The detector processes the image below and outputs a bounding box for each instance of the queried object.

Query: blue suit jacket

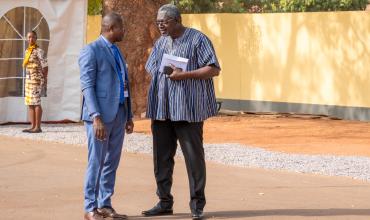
[79,36,133,123]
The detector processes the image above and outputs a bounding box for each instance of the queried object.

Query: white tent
[0,0,86,123]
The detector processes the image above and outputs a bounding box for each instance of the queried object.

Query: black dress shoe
[142,204,173,217]
[192,210,204,220]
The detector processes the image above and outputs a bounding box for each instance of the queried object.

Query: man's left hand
[168,64,188,80]
[125,120,134,134]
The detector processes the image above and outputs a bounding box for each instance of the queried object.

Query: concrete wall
[87,12,370,120]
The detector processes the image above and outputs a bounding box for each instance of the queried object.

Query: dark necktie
[111,44,125,104]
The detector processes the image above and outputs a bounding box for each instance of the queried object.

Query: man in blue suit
[79,12,134,220]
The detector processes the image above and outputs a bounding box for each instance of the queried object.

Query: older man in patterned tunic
[142,4,220,220]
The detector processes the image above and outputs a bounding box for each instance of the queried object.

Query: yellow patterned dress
[24,46,48,105]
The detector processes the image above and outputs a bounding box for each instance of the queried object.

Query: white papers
[159,53,189,72]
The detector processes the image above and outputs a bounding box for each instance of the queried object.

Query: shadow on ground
[128,209,370,219]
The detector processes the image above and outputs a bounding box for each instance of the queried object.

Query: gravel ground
[1,123,370,182]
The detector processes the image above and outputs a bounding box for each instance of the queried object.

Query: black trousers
[151,120,206,212]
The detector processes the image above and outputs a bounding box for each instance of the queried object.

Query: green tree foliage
[171,0,369,13]
[89,0,368,15]
[171,0,219,13]
[88,0,102,15]
[266,0,369,12]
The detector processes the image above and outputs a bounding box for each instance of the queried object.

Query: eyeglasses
[156,18,174,26]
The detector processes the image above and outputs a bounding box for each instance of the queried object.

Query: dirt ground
[134,114,370,157]
[2,115,370,219]
[1,136,370,220]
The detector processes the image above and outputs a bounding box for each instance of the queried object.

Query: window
[0,7,49,98]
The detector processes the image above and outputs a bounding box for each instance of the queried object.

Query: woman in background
[22,31,48,133]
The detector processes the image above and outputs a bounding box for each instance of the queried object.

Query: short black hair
[101,12,123,33]
[28,30,37,38]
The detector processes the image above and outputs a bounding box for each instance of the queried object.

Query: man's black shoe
[192,210,204,220]
[141,204,173,217]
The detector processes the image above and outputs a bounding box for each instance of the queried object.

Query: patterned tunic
[24,47,48,105]
[145,28,220,122]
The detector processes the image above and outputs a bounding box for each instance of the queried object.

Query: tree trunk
[103,0,167,117]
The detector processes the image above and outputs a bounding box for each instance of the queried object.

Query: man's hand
[168,64,188,81]
[93,116,107,141]
[125,120,134,134]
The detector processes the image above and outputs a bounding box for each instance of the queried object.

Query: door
[0,6,49,122]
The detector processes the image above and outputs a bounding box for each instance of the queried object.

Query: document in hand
[159,53,189,73]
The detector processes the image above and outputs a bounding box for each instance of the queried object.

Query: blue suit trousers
[84,104,127,212]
